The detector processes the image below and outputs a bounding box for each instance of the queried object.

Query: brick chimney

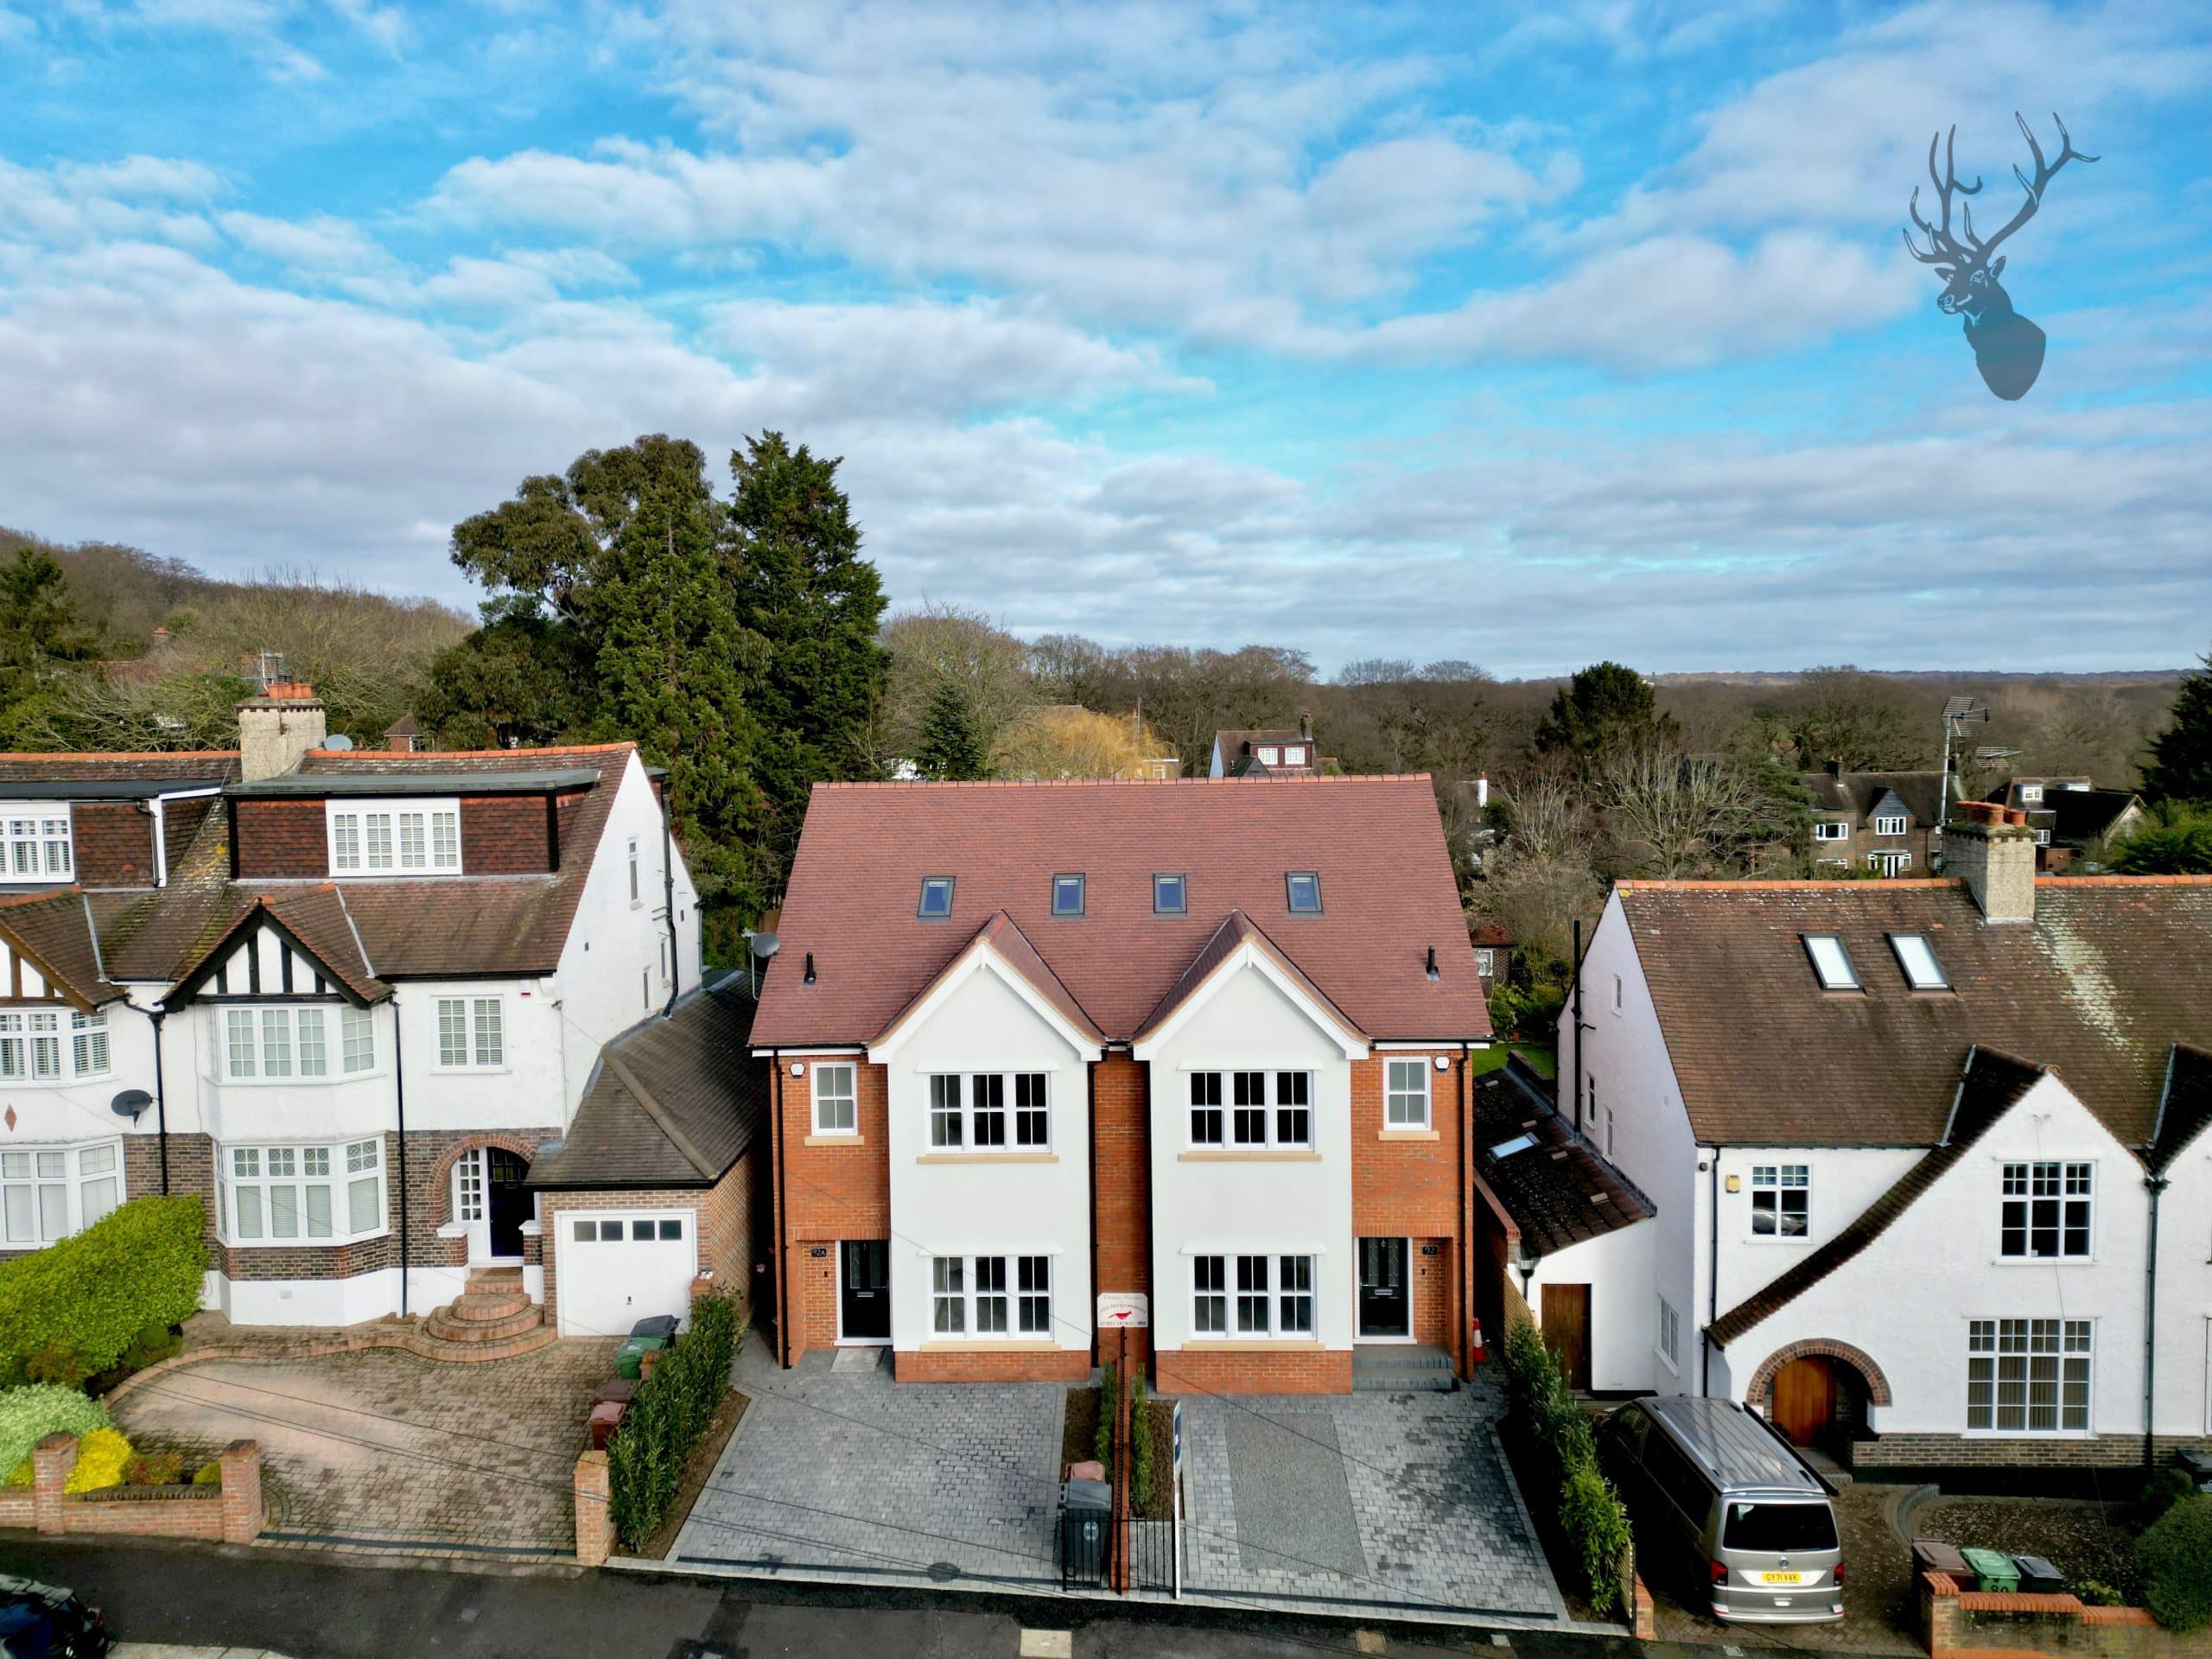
[1948,800,2037,923]
[1299,709,1313,741]
[237,681,327,782]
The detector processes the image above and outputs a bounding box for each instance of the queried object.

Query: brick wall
[1858,1433,2212,1471]
[232,798,327,878]
[895,1347,1093,1382]
[1091,1052,1149,1367]
[17,1434,262,1544]
[536,1151,759,1334]
[123,1133,217,1260]
[779,1058,889,1363]
[460,795,555,874]
[1922,1570,2195,1658]
[72,800,156,887]
[1156,1348,1353,1395]
[1351,1051,1467,1370]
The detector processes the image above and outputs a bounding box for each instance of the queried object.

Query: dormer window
[1256,746,1280,765]
[0,808,72,882]
[1283,746,1306,764]
[327,799,461,875]
[1872,814,1910,836]
[1153,873,1185,915]
[918,876,954,919]
[1285,872,1322,914]
[2018,784,2044,804]
[1812,820,1848,842]
[1890,932,1948,990]
[1802,934,1859,990]
[1051,874,1085,917]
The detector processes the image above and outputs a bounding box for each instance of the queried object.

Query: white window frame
[627,836,641,906]
[1867,850,1912,875]
[929,1253,1052,1338]
[1811,819,1849,842]
[219,1138,385,1245]
[1474,948,1495,976]
[1,1140,123,1245]
[434,996,505,1071]
[1803,933,1859,989]
[1282,745,1305,765]
[2035,828,2051,847]
[811,1061,858,1135]
[1999,1160,2094,1261]
[0,807,73,883]
[0,1008,111,1083]
[219,1003,375,1082]
[1256,746,1280,766]
[925,1071,1052,1152]
[1966,1318,2091,1434]
[1750,1164,1811,1239]
[1384,1058,1431,1128]
[326,798,461,876]
[1872,814,1910,836]
[2018,784,2044,804]
[1657,1296,1681,1371]
[1890,932,1949,990]
[1191,1252,1317,1338]
[453,1147,486,1223]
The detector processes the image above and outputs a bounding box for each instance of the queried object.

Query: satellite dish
[749,931,781,960]
[322,733,357,751]
[111,1089,153,1121]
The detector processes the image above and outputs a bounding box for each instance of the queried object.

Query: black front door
[1358,1237,1409,1337]
[841,1240,890,1340]
[487,1149,531,1257]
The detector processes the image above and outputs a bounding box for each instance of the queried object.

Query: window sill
[803,1134,865,1147]
[1377,1128,1439,1141]
[918,1338,1062,1353]
[1179,1149,1320,1162]
[916,1152,1058,1164]
[221,1229,391,1251]
[429,1066,513,1078]
[1180,1338,1325,1352]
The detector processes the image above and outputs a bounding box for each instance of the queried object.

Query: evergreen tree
[916,677,990,781]
[2141,646,2212,805]
[725,432,888,893]
[1532,661,1678,772]
[0,546,100,744]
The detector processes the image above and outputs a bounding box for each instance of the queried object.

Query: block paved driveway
[673,1334,1564,1622]
[112,1341,620,1556]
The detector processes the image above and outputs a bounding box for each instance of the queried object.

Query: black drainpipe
[1704,1147,1722,1397]
[392,994,410,1318]
[659,789,680,1017]
[1571,918,1586,1134]
[2143,1173,2169,1471]
[150,1007,170,1193]
[769,1050,789,1367]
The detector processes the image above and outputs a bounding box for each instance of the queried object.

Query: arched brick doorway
[1749,1340,1891,1449]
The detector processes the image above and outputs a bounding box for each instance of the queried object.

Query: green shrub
[2130,1466,2196,1529]
[2138,1493,2212,1631]
[0,1384,112,1477]
[191,1459,222,1487]
[0,1197,207,1382]
[1130,1374,1154,1510]
[1562,1459,1632,1618]
[125,1451,186,1487]
[1093,1364,1116,1468]
[118,1323,183,1373]
[2073,1580,2126,1607]
[23,1344,92,1387]
[66,1427,132,1493]
[606,1292,742,1550]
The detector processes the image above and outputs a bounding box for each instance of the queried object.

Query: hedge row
[607,1291,741,1550]
[0,1196,207,1384]
[1502,1316,1632,1618]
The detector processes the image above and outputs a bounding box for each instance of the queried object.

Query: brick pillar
[639,1348,662,1385]
[217,1440,264,1543]
[574,1450,613,1567]
[31,1433,77,1534]
[1922,1570,1960,1656]
[1090,1054,1152,1378]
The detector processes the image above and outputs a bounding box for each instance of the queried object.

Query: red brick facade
[1351,1049,1470,1373]
[1090,1052,1150,1371]
[1158,1347,1355,1395]
[535,1152,761,1335]
[896,1346,1093,1382]
[774,1057,890,1363]
[71,800,157,887]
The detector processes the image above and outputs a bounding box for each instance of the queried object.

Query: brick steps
[422,1268,549,1350]
[1351,1344,1458,1393]
[424,1304,545,1343]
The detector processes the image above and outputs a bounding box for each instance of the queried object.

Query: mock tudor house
[748,774,1496,1394]
[1559,802,2212,1470]
[0,683,762,1347]
[1801,763,1957,875]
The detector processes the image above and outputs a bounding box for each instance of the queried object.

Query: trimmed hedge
[607,1292,742,1550]
[2138,1493,2212,1632]
[0,1196,207,1384]
[0,1385,112,1481]
[1502,1316,1632,1618]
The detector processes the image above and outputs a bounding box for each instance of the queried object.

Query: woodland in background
[5,458,2201,1012]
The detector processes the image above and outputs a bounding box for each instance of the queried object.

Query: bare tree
[1597,743,1794,878]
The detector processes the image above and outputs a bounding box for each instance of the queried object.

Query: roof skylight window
[1802,934,1859,991]
[1285,872,1323,914]
[1052,874,1085,917]
[1153,873,1185,915]
[1889,932,1948,990]
[917,876,954,919]
[1489,1133,1538,1159]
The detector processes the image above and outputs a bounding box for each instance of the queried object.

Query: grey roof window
[1154,873,1186,915]
[918,876,954,919]
[1802,933,1859,991]
[1888,932,1948,990]
[1285,872,1323,914]
[1052,874,1085,917]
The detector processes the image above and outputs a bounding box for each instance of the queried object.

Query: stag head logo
[1903,112,2097,401]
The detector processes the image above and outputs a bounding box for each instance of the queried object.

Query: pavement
[109,1340,622,1557]
[675,1332,1562,1624]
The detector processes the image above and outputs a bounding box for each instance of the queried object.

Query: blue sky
[3,2,2208,676]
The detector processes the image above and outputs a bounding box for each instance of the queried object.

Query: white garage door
[556,1211,698,1338]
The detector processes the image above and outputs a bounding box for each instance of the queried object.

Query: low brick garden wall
[1923,1570,2188,1659]
[0,1433,263,1544]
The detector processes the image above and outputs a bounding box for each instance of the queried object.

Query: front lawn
[1470,1043,1556,1078]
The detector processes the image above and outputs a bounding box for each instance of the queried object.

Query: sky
[2,2,2209,677]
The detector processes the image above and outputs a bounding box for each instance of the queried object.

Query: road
[0,1537,1674,1659]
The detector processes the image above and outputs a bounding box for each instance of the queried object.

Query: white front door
[556,1211,699,1338]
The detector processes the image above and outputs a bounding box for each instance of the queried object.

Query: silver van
[1598,1395,1843,1624]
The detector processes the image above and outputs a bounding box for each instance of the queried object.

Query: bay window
[0,1009,112,1082]
[1,1141,122,1245]
[221,1004,376,1080]
[1967,1318,2091,1433]
[327,799,461,875]
[931,1254,1052,1336]
[925,1071,1050,1150]
[222,1139,385,1243]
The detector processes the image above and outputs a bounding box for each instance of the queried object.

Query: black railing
[1058,1502,1110,1590]
[1128,1516,1178,1592]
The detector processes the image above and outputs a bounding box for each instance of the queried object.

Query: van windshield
[1722,1502,1837,1553]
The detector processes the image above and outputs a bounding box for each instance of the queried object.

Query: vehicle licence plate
[1761,1572,1804,1585]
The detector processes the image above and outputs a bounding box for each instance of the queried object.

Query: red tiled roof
[753,776,1488,1047]
[873,910,1109,1048]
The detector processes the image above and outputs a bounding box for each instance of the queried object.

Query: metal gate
[1058,1501,1109,1590]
